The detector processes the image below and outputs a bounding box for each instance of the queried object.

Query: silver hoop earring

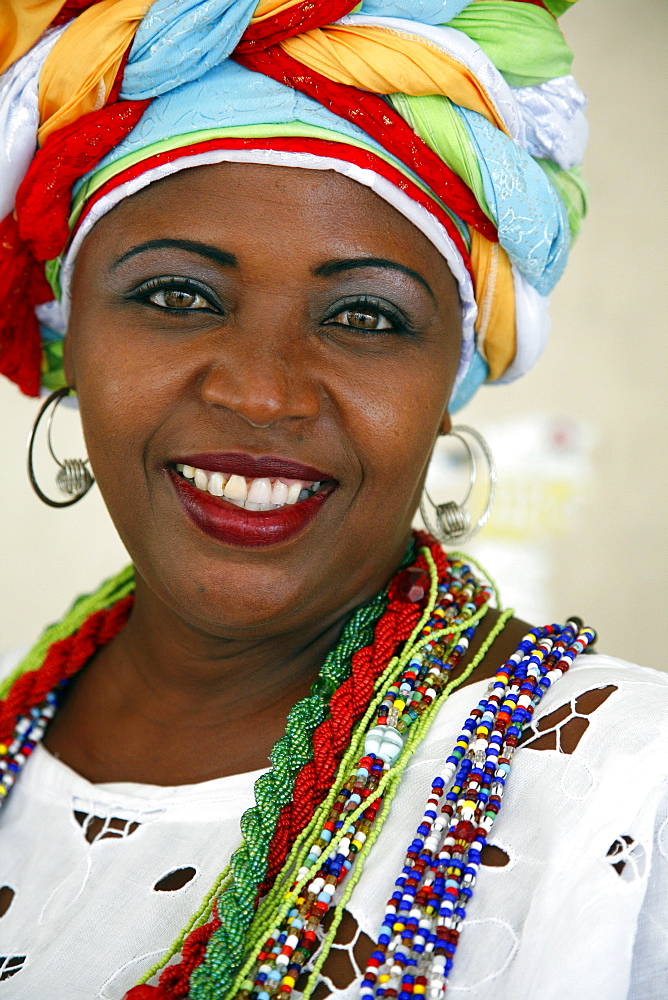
[420,424,496,545]
[27,388,95,508]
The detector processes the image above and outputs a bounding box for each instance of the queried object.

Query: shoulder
[519,653,668,788]
[559,650,668,687]
[535,651,668,720]
[413,651,668,780]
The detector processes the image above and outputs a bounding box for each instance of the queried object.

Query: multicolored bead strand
[361,620,596,1000]
[221,550,498,1000]
[0,690,58,802]
[299,608,514,1000]
[191,587,391,994]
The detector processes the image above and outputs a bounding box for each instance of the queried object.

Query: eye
[329,308,392,331]
[148,288,210,310]
[323,296,412,336]
[127,276,219,313]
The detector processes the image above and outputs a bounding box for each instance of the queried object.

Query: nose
[199,328,321,430]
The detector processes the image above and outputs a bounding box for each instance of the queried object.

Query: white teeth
[247,477,272,505]
[194,468,209,490]
[180,464,324,510]
[271,480,289,505]
[286,482,302,505]
[208,472,226,496]
[223,474,248,502]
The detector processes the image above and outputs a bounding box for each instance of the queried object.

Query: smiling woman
[0,1,667,999]
[67,165,460,582]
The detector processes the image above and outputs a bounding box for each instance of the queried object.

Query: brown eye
[149,289,209,310]
[333,309,392,330]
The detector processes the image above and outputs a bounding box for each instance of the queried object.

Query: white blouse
[0,650,667,999]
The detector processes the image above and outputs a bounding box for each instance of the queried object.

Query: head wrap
[0,0,588,408]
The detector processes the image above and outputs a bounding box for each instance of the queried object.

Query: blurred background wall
[1,0,666,667]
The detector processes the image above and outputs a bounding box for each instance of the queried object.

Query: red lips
[168,454,336,548]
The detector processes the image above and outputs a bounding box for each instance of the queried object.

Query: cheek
[338,348,451,498]
[76,354,142,457]
[70,298,184,430]
[69,321,165,491]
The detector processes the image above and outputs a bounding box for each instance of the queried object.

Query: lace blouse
[0,651,667,999]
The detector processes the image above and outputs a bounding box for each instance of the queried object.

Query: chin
[144,552,325,637]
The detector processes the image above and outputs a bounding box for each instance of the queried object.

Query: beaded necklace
[220,549,503,1000]
[0,536,595,999]
[361,619,594,1000]
[131,543,497,998]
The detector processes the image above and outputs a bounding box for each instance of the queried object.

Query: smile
[168,453,337,548]
[175,464,322,510]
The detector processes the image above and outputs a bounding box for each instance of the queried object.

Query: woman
[0,0,666,997]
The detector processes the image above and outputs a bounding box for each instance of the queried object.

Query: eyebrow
[112,238,238,270]
[313,257,436,302]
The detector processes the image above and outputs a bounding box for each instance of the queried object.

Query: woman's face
[66,163,462,637]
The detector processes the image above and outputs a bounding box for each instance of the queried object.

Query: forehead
[100,160,410,227]
[78,161,456,290]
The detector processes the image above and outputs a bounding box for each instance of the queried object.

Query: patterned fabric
[0,0,588,406]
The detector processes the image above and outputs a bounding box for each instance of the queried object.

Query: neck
[42,563,392,784]
[117,577,351,715]
[28,540,526,790]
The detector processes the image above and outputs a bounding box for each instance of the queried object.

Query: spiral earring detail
[27,388,95,508]
[420,424,496,545]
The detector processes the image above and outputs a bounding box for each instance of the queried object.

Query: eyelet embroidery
[607,836,646,883]
[480,844,510,867]
[0,955,26,981]
[74,810,141,845]
[0,886,15,919]
[153,867,198,892]
[518,685,617,754]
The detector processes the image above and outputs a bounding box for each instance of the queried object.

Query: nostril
[201,357,320,427]
[244,416,275,429]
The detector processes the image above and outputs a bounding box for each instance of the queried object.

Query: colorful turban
[0,0,588,409]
